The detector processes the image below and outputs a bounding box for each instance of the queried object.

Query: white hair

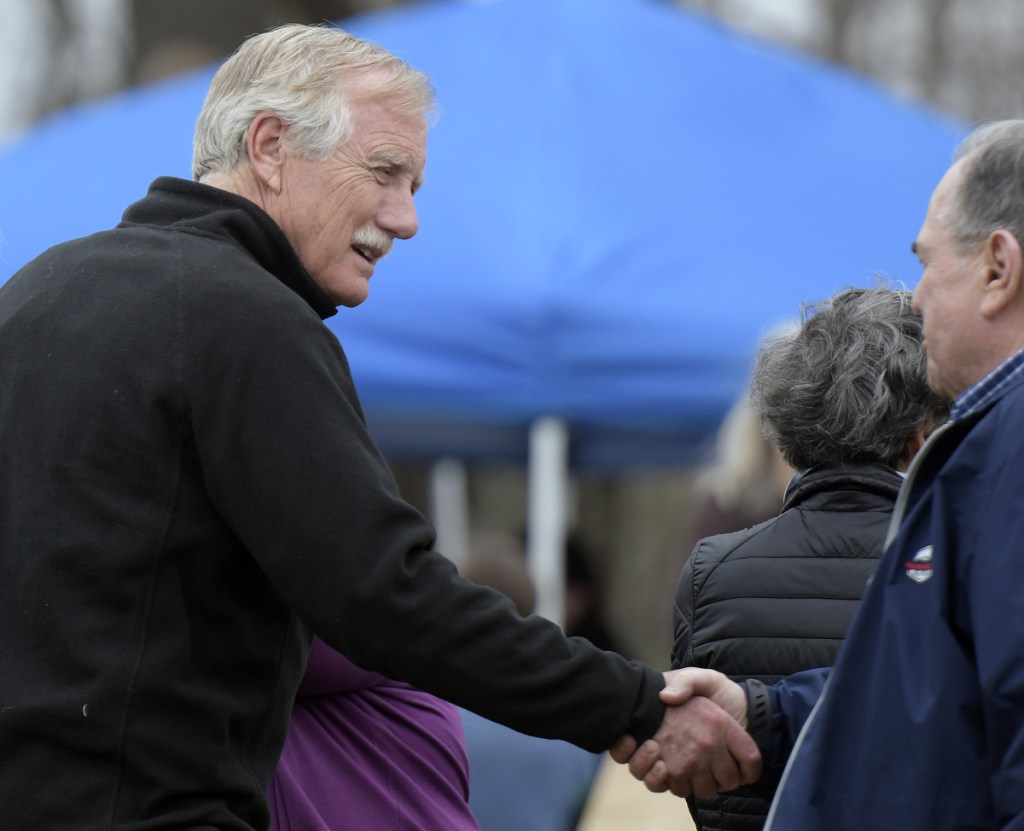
[192,23,436,181]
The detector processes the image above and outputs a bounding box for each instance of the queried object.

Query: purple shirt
[268,638,479,831]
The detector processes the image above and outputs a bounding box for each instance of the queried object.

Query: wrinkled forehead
[343,64,434,124]
[934,158,968,211]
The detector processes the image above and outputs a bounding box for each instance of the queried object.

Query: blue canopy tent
[0,0,963,619]
[0,0,963,468]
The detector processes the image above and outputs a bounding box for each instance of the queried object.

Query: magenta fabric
[268,638,479,831]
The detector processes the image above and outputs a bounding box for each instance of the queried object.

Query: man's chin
[321,273,371,308]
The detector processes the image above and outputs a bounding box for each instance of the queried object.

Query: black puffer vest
[672,463,902,831]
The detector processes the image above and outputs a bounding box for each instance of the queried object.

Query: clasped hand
[609,668,761,798]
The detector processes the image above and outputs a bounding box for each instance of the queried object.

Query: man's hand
[660,667,749,720]
[610,668,760,798]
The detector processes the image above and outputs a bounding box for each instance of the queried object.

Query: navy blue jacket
[763,375,1024,829]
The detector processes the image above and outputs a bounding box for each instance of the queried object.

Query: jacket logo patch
[905,545,933,584]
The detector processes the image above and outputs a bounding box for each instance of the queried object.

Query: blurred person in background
[678,393,794,557]
[0,21,758,830]
[562,534,625,657]
[459,534,603,831]
[268,635,479,831]
[671,284,950,831]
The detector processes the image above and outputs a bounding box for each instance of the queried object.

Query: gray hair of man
[942,119,1024,255]
[192,23,436,182]
[751,284,950,472]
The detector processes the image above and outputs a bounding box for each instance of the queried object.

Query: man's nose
[379,190,419,240]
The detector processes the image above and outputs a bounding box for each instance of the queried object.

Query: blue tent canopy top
[0,0,963,469]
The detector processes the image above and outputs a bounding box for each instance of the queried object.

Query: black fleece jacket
[0,178,664,831]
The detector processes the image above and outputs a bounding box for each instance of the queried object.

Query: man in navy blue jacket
[616,118,1024,828]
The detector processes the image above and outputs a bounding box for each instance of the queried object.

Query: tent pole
[527,417,569,628]
[429,457,470,571]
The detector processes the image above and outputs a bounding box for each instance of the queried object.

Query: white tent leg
[429,457,470,571]
[527,417,570,628]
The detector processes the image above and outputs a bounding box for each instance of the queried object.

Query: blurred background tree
[16,0,1024,135]
[681,0,1024,122]
[128,0,410,83]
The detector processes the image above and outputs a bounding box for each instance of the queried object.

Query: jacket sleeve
[765,667,830,774]
[671,544,701,669]
[180,277,666,752]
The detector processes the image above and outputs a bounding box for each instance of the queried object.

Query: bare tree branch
[919,0,954,105]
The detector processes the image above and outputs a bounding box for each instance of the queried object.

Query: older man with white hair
[0,23,756,830]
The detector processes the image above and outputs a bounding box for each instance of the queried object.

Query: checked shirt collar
[950,347,1024,421]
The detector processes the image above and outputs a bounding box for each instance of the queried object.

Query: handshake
[610,668,762,798]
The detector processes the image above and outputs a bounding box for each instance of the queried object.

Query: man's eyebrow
[369,149,408,166]
[369,149,424,191]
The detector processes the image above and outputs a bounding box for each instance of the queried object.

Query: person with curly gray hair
[670,284,949,831]
[754,286,947,473]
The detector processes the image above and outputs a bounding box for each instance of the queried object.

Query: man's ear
[979,229,1024,318]
[246,112,288,193]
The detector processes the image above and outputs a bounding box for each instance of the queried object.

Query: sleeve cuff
[745,678,772,748]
